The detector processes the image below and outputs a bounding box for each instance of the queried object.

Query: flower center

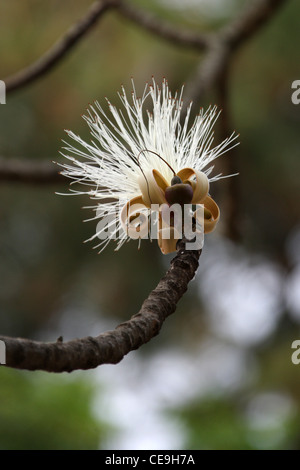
[164,176,194,206]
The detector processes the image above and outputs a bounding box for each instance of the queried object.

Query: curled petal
[177,168,209,203]
[138,169,168,207]
[194,196,220,233]
[120,196,149,239]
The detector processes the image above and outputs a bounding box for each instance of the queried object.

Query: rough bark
[0,241,201,372]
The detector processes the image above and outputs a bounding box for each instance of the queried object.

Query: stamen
[136,151,152,204]
[137,149,176,176]
[136,149,177,204]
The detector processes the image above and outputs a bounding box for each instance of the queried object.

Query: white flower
[60,78,239,254]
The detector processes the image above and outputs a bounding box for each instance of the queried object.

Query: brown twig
[0,158,63,184]
[5,0,118,94]
[184,38,230,104]
[223,0,287,50]
[185,0,287,103]
[117,2,210,50]
[4,0,287,99]
[0,241,201,372]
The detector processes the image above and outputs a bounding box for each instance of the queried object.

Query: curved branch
[185,0,288,103]
[0,158,63,184]
[0,241,201,372]
[222,0,288,50]
[5,0,119,94]
[185,38,230,103]
[118,2,210,50]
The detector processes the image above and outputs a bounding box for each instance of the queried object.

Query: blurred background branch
[117,2,210,50]
[5,0,118,94]
[185,0,287,102]
[215,65,241,241]
[0,158,62,184]
[1,0,287,186]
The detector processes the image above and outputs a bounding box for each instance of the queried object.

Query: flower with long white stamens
[59,78,239,254]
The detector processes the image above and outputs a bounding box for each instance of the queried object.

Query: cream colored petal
[153,169,169,192]
[194,195,220,234]
[177,168,209,204]
[138,169,168,207]
[120,196,149,239]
